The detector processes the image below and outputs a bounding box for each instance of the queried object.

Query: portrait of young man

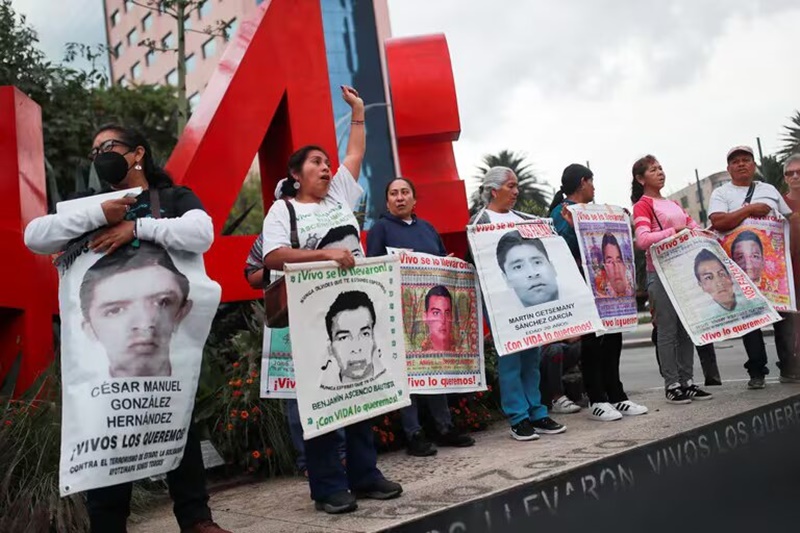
[601,233,633,298]
[694,249,737,312]
[320,290,384,387]
[730,230,765,284]
[495,231,559,308]
[421,285,455,352]
[79,242,192,378]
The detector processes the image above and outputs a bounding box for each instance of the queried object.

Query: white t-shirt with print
[708,181,791,217]
[485,210,524,224]
[261,165,364,259]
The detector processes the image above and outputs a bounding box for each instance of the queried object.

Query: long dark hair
[630,154,658,203]
[280,145,329,198]
[93,124,174,188]
[548,163,593,215]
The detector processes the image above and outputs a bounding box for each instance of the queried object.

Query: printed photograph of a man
[601,233,633,298]
[321,290,382,386]
[318,225,363,257]
[731,230,764,283]
[496,231,558,308]
[694,249,737,312]
[79,242,192,378]
[421,285,454,352]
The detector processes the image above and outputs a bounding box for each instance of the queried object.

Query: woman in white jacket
[24,124,228,533]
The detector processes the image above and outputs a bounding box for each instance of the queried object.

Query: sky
[12,0,800,206]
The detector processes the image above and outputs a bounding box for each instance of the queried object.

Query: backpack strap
[283,199,299,249]
[742,182,756,206]
[149,188,161,219]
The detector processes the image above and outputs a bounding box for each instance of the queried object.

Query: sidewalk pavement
[129,382,800,533]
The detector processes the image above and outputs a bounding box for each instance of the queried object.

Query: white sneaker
[551,395,581,414]
[614,400,648,416]
[588,402,622,421]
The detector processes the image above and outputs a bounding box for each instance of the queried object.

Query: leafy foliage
[758,154,786,194]
[468,150,552,216]
[779,110,800,160]
[0,0,179,206]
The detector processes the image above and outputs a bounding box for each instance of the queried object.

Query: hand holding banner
[467,219,604,356]
[285,256,410,439]
[652,229,780,345]
[395,250,486,394]
[716,216,796,311]
[570,204,638,333]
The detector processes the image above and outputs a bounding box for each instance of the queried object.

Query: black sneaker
[704,378,722,386]
[747,376,766,390]
[510,419,539,441]
[684,384,713,401]
[406,430,437,457]
[353,478,403,500]
[314,490,357,514]
[531,416,566,435]
[435,428,475,448]
[665,386,691,404]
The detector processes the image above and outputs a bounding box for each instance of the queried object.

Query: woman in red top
[631,155,713,405]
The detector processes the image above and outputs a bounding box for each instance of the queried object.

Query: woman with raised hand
[367,177,476,457]
[470,166,567,441]
[549,163,648,422]
[631,155,713,404]
[261,86,402,515]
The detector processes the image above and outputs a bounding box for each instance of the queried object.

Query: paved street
[620,326,782,393]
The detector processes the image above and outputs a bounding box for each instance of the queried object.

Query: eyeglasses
[88,139,131,160]
[784,170,800,178]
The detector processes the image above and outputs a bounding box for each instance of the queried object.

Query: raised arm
[340,86,365,179]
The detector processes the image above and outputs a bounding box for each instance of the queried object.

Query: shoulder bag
[263,199,299,328]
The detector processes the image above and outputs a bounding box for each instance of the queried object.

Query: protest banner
[570,204,638,333]
[394,250,485,394]
[652,229,781,345]
[58,242,221,496]
[260,326,296,399]
[717,216,796,312]
[467,219,604,356]
[285,256,410,439]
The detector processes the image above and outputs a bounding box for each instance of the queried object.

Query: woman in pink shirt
[631,155,713,405]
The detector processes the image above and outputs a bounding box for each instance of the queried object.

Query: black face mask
[92,151,133,186]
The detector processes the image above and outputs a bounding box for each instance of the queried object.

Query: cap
[726,145,754,162]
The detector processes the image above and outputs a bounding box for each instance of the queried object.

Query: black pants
[652,326,721,383]
[85,427,211,532]
[743,313,800,378]
[580,332,628,404]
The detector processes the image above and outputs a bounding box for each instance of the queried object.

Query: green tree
[132,0,233,135]
[468,150,552,215]
[778,110,800,160]
[0,0,178,205]
[758,154,786,194]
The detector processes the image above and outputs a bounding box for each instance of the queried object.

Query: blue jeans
[304,419,384,500]
[498,347,548,425]
[285,399,345,471]
[399,394,453,438]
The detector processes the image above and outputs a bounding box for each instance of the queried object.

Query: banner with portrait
[717,216,796,312]
[260,326,296,399]
[58,242,221,496]
[394,251,485,394]
[467,219,604,356]
[285,256,410,439]
[652,229,781,345]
